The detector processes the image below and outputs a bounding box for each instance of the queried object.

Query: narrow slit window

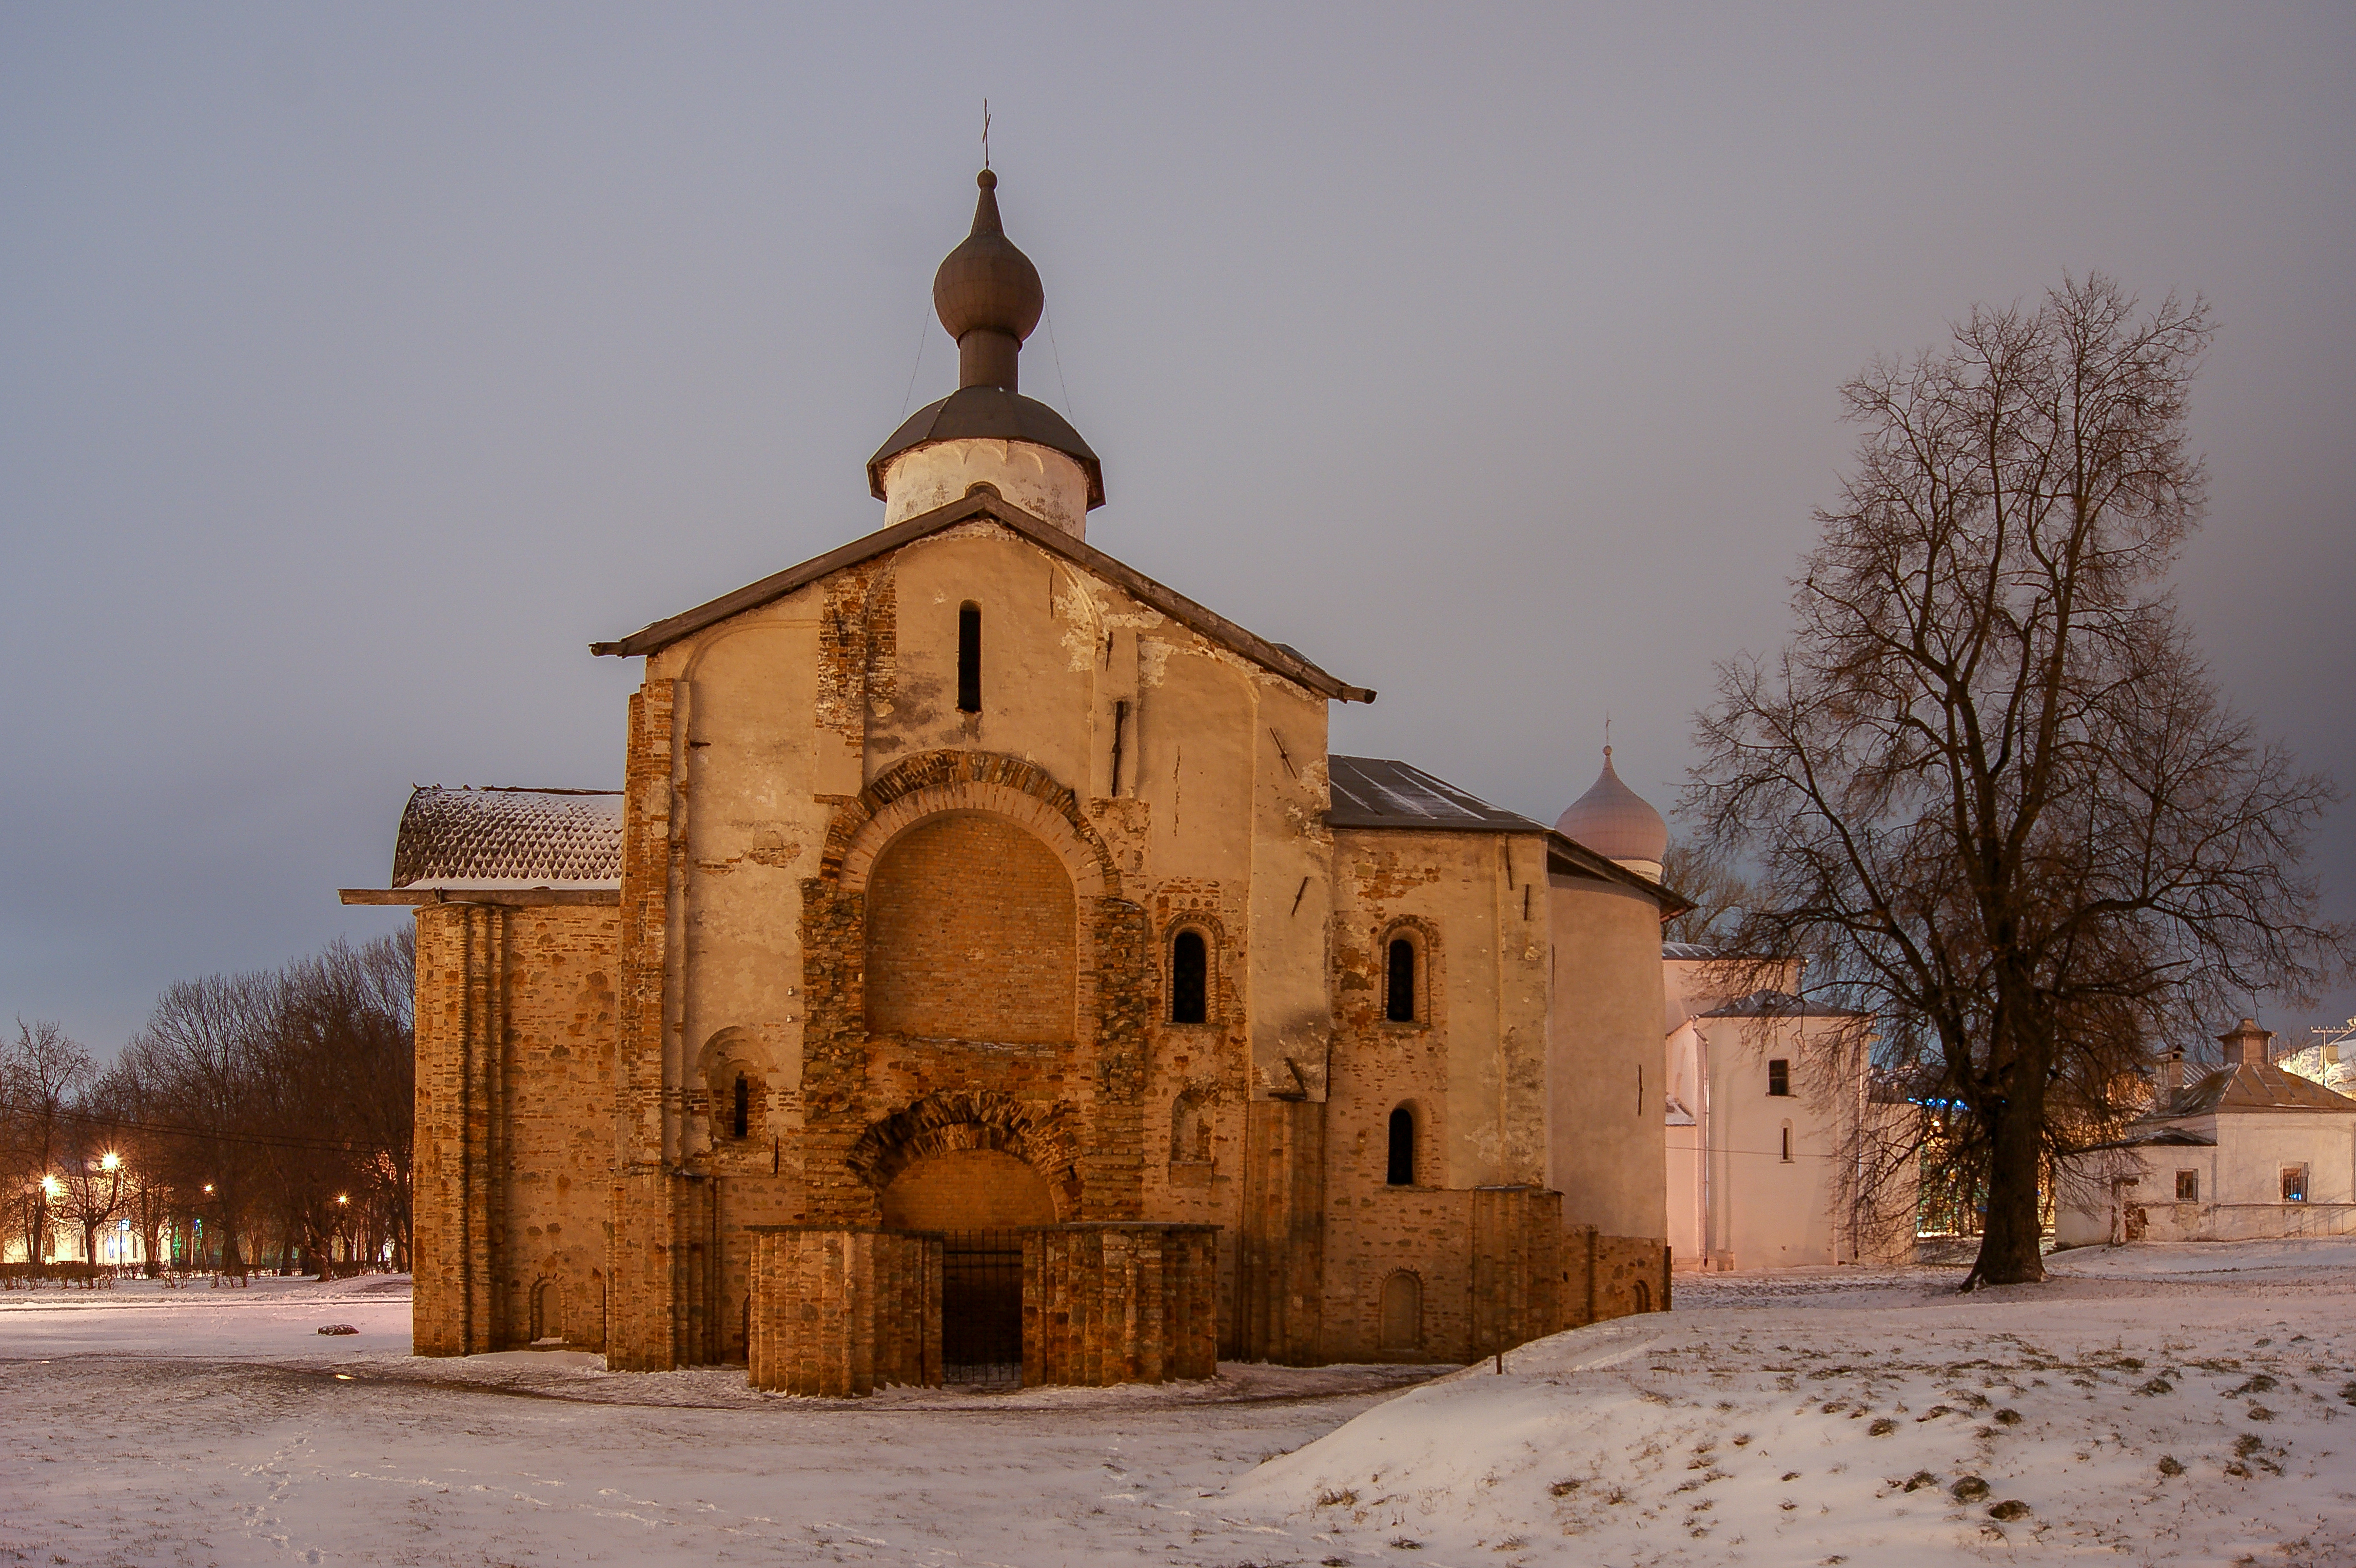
[1171,931,1208,1024]
[1385,938,1417,1023]
[1780,1123,1793,1162]
[956,602,981,713]
[1766,1058,1791,1097]
[1386,1106,1416,1186]
[732,1074,750,1140]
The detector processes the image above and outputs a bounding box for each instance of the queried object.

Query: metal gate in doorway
[939,1230,1025,1386]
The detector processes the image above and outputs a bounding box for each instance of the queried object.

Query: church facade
[347,171,1681,1390]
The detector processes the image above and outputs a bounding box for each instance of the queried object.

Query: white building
[2058,1020,2356,1246]
[1548,751,1910,1273]
[1660,952,1902,1270]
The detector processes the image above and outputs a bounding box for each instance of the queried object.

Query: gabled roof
[589,487,1372,703]
[1326,756,1691,915]
[389,786,622,889]
[2151,1062,2356,1118]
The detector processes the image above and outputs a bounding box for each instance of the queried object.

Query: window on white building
[2282,1166,2307,1203]
[2175,1169,2198,1202]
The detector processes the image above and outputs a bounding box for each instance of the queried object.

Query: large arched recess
[863,813,1076,1043]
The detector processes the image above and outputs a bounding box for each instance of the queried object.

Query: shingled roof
[389,787,623,889]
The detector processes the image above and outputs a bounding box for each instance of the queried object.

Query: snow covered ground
[1231,1240,2356,1566]
[2,1245,2351,1566]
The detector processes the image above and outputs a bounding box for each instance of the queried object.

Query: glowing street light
[203,1184,215,1195]
[336,1194,349,1205]
[40,1174,63,1199]
[100,1151,121,1172]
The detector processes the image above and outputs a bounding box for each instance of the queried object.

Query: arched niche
[862,813,1077,1044]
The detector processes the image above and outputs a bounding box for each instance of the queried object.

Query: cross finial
[981,100,992,170]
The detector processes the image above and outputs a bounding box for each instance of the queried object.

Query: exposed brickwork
[847,1088,1082,1217]
[1025,1224,1219,1386]
[865,814,1077,1043]
[878,1148,1056,1229]
[413,902,619,1358]
[826,749,1117,896]
[747,1227,939,1396]
[815,565,886,742]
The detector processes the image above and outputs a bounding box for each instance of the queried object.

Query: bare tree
[1,1021,95,1265]
[1659,837,1755,949]
[1687,273,2348,1287]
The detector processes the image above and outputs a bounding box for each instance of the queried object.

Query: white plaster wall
[1545,875,1669,1238]
[2212,1112,2355,1206]
[1700,1015,1841,1268]
[881,440,1090,537]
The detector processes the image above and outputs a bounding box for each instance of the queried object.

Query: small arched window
[1385,937,1417,1023]
[956,602,982,713]
[1171,930,1209,1024]
[1386,1106,1416,1186]
[732,1074,751,1141]
[1779,1121,1793,1163]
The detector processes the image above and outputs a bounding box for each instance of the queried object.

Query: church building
[346,170,1684,1392]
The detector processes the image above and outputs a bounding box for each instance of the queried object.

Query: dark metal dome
[933,170,1043,391]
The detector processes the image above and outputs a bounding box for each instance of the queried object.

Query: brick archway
[847,1089,1082,1221]
[823,750,1118,901]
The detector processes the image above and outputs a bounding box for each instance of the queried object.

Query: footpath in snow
[1,1243,2351,1565]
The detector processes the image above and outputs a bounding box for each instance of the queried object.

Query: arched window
[1385,937,1417,1023]
[1779,1121,1793,1163]
[1386,1106,1416,1187]
[1631,1279,1653,1314]
[956,602,982,713]
[1170,930,1209,1024]
[733,1074,751,1141]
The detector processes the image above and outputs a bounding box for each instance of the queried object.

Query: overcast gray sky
[5,4,2351,1054]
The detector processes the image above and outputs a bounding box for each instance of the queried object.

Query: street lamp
[100,1152,120,1172]
[40,1174,63,1199]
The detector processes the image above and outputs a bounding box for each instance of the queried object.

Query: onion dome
[932,170,1043,391]
[1554,746,1668,875]
[868,169,1103,510]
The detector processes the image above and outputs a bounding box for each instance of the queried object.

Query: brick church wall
[411,899,619,1356]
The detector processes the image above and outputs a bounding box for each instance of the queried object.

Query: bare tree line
[1,933,414,1280]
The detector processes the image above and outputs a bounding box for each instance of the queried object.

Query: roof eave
[588,487,1373,703]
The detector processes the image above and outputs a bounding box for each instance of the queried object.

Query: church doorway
[880,1147,1057,1385]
